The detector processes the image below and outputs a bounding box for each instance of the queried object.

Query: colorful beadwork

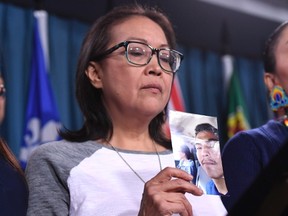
[270,85,288,111]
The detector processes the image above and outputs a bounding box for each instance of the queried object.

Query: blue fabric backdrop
[0,2,269,157]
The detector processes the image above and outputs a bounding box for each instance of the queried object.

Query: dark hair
[59,4,177,149]
[0,138,24,176]
[263,21,288,73]
[180,145,194,160]
[195,123,218,138]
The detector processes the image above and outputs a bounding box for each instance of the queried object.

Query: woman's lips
[141,84,162,93]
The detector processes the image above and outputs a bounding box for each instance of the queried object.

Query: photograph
[169,110,228,196]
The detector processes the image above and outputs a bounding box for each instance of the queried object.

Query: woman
[177,144,197,184]
[26,4,207,216]
[0,139,28,216]
[0,76,28,215]
[221,21,288,212]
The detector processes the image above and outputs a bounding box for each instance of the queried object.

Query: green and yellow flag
[223,55,250,138]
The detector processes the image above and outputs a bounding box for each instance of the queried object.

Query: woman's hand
[138,167,203,216]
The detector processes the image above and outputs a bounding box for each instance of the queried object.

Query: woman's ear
[85,61,103,88]
[264,73,277,92]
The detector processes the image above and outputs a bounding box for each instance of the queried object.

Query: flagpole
[33,10,49,73]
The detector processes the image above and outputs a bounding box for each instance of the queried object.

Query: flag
[19,11,61,169]
[223,55,250,139]
[169,75,185,112]
[166,75,185,137]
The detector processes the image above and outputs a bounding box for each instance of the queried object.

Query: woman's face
[274,26,288,90]
[88,16,174,122]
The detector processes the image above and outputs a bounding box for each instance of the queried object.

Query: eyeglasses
[94,41,184,73]
[0,84,5,97]
[194,139,219,151]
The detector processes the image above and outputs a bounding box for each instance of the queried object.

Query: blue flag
[19,13,61,169]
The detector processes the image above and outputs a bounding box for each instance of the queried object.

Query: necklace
[107,140,162,184]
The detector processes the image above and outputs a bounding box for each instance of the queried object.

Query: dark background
[1,0,287,59]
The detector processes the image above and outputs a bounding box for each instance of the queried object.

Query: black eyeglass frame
[94,41,184,73]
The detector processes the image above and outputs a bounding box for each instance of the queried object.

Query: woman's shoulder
[0,156,28,213]
[223,119,288,155]
[226,120,278,143]
[222,125,265,156]
[26,140,105,179]
[28,140,103,163]
[233,119,288,144]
